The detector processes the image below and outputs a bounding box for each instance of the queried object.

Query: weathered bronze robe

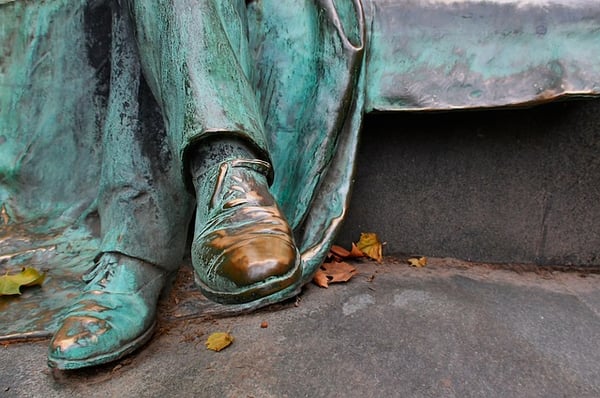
[2,0,600,338]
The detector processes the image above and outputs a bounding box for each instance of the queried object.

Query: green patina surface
[0,1,105,223]
[366,0,600,110]
[0,0,364,337]
[2,0,600,338]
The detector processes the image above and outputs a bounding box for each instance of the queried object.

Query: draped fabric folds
[0,0,365,337]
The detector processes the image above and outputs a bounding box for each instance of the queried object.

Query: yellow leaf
[408,257,427,268]
[205,332,234,352]
[356,232,383,262]
[0,277,21,295]
[0,267,45,296]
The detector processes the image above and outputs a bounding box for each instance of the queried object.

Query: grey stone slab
[1,260,599,398]
[339,98,600,266]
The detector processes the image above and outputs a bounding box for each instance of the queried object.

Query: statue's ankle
[189,137,260,188]
[87,252,168,283]
[189,137,271,229]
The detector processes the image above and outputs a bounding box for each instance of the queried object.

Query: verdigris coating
[366,0,600,111]
[2,0,600,369]
[0,0,365,281]
[1,0,365,369]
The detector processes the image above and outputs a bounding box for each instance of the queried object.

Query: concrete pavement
[1,258,599,398]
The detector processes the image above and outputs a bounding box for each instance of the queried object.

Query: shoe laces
[82,254,119,288]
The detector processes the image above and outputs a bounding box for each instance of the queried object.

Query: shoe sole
[47,321,156,370]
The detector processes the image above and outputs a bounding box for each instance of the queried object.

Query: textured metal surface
[0,223,98,340]
[366,0,600,111]
[0,0,364,339]
[4,0,600,344]
[191,159,301,303]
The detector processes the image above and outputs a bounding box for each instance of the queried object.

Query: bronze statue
[45,0,304,368]
[0,0,364,369]
[1,0,599,370]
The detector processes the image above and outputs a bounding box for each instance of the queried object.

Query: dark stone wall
[337,98,600,266]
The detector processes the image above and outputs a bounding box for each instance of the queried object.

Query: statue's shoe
[191,159,302,307]
[47,253,165,370]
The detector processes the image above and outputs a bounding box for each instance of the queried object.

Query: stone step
[337,97,600,266]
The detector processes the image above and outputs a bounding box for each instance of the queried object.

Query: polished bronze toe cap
[218,235,297,286]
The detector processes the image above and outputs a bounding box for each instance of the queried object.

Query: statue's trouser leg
[48,5,192,369]
[126,0,301,305]
[125,0,270,164]
[97,53,194,273]
[101,0,266,272]
[48,0,299,370]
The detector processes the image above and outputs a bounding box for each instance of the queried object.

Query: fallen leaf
[330,245,351,258]
[0,267,45,296]
[322,262,357,282]
[313,269,330,288]
[205,332,234,352]
[348,243,366,258]
[356,233,383,262]
[330,244,364,261]
[313,261,357,288]
[408,257,427,268]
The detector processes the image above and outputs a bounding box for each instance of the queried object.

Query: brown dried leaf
[408,257,427,268]
[329,244,364,261]
[313,262,357,288]
[313,269,330,288]
[330,245,351,258]
[322,262,357,283]
[349,243,366,258]
[205,332,234,352]
[356,233,383,262]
